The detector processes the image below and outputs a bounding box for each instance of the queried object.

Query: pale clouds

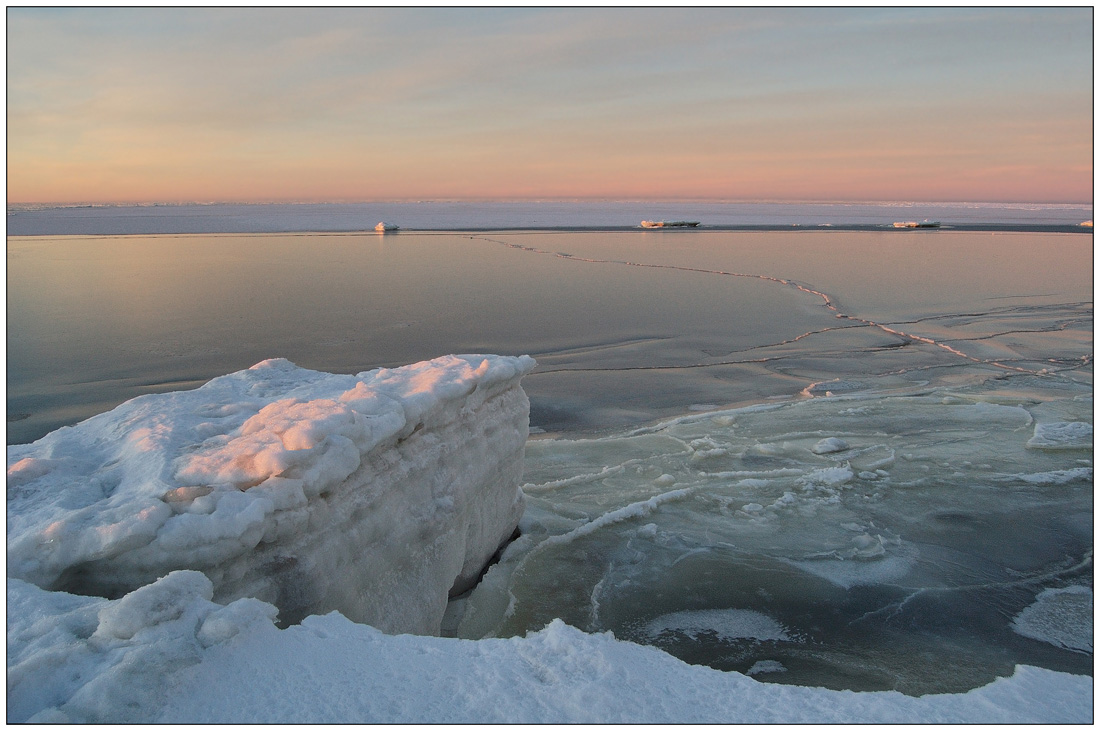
[7,7,1093,203]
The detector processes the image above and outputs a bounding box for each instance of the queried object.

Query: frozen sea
[6,201,1094,718]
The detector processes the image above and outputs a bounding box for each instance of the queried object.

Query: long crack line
[472,235,1060,377]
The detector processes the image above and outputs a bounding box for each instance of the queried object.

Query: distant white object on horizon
[641,220,701,228]
[892,220,941,228]
[375,221,399,232]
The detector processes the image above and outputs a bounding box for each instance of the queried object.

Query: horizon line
[8,197,1093,208]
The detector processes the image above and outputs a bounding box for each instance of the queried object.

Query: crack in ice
[472,236,1066,378]
[849,550,1094,627]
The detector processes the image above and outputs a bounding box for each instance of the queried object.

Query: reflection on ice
[456,373,1093,695]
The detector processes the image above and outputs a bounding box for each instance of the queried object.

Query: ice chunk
[7,355,535,635]
[94,571,214,640]
[811,437,850,454]
[1026,422,1092,450]
[1012,586,1093,653]
[746,660,788,675]
[1004,467,1093,485]
[801,464,854,488]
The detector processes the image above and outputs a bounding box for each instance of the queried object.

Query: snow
[8,354,535,634]
[6,573,1091,724]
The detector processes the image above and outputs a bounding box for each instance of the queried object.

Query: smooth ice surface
[8,354,534,634]
[9,229,1091,444]
[7,573,1092,724]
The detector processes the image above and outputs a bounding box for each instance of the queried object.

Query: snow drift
[7,354,535,634]
[7,571,1091,724]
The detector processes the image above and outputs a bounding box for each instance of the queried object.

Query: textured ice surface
[7,354,534,634]
[1027,421,1093,450]
[458,374,1093,695]
[1012,585,1093,653]
[7,573,1092,724]
[642,608,793,643]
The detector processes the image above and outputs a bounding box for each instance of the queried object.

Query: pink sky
[7,8,1093,205]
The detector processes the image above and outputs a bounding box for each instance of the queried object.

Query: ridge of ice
[1000,467,1093,485]
[7,354,535,634]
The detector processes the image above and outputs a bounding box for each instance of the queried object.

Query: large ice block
[7,354,535,634]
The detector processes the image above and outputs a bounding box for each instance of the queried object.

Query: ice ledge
[7,354,536,634]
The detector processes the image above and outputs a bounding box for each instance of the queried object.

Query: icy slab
[7,354,535,634]
[810,437,850,454]
[1012,586,1093,653]
[6,573,1091,724]
[747,660,789,676]
[1026,421,1093,450]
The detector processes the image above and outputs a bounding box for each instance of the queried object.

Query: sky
[6,7,1094,204]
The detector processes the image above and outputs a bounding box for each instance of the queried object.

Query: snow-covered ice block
[7,354,535,635]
